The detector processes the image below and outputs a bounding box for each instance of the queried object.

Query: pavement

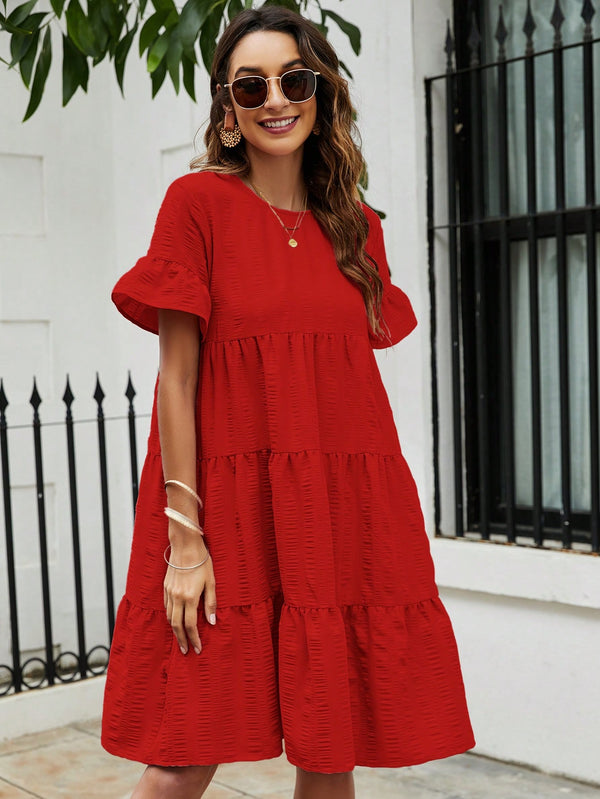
[0,720,598,799]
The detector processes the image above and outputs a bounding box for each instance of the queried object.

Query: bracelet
[164,507,204,535]
[164,544,210,570]
[164,479,203,509]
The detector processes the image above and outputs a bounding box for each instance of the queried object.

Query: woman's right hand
[163,538,217,655]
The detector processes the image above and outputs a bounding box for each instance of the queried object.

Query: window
[426,0,599,551]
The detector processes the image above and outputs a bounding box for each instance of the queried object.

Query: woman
[102,7,475,798]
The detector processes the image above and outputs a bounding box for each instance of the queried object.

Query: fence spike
[582,0,595,40]
[93,373,105,406]
[0,379,8,415]
[445,19,455,72]
[468,12,481,67]
[63,375,74,409]
[551,0,565,46]
[30,378,42,412]
[495,4,508,61]
[125,372,136,403]
[523,0,536,55]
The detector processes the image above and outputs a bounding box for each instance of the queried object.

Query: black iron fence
[0,375,146,695]
[426,1,599,552]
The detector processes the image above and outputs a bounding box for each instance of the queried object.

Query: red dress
[101,171,475,772]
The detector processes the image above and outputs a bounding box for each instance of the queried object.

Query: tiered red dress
[101,171,475,772]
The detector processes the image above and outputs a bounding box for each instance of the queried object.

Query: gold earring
[219,109,242,148]
[312,121,321,136]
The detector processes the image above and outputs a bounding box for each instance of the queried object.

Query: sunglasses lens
[281,69,316,102]
[232,76,267,108]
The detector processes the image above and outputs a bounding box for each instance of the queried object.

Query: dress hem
[100,734,477,772]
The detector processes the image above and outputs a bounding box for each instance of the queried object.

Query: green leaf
[260,0,300,11]
[99,0,124,40]
[3,7,45,39]
[151,0,176,12]
[227,0,243,20]
[88,0,109,54]
[65,0,100,57]
[114,24,136,93]
[338,59,353,80]
[19,27,40,86]
[62,32,89,104]
[150,55,167,96]
[50,0,66,15]
[182,51,195,101]
[139,8,170,55]
[322,9,361,55]
[8,14,46,68]
[18,9,46,32]
[177,0,212,50]
[7,0,38,27]
[23,25,52,120]
[198,1,225,73]
[0,10,30,34]
[147,29,169,72]
[166,35,182,93]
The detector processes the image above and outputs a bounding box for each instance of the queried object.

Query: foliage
[0,0,361,121]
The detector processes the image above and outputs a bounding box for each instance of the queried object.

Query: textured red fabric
[101,172,475,772]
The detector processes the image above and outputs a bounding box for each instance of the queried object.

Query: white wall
[1,0,599,786]
[411,0,600,786]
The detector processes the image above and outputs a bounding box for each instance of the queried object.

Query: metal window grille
[425,0,600,552]
[0,375,144,695]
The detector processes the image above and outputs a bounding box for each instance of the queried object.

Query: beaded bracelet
[164,544,210,570]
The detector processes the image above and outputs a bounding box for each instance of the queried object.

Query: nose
[264,76,288,109]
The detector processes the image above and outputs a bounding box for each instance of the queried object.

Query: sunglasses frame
[224,68,320,110]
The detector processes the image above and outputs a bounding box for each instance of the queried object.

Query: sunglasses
[224,68,320,110]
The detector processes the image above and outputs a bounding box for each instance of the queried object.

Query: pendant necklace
[251,183,308,248]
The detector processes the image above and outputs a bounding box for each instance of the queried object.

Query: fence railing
[0,374,147,696]
[425,1,600,552]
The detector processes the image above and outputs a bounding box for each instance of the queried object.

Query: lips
[260,116,299,132]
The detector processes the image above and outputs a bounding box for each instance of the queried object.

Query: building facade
[0,0,598,784]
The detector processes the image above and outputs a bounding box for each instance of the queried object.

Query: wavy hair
[191,6,384,337]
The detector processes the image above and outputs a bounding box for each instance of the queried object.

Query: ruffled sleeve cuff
[112,256,211,337]
[111,178,212,337]
[365,207,418,349]
[369,283,418,349]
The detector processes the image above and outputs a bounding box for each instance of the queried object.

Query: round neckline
[232,174,313,218]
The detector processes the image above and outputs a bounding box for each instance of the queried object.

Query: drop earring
[219,109,242,148]
[312,121,321,136]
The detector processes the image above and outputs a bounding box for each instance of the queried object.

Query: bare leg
[294,766,355,799]
[130,764,218,799]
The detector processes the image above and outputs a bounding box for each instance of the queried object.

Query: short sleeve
[365,210,417,349]
[111,179,211,336]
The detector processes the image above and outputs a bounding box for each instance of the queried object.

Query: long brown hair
[191,7,384,337]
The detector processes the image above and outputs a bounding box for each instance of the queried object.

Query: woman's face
[225,30,318,160]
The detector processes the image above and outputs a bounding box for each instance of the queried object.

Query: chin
[247,135,310,158]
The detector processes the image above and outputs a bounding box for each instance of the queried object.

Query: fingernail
[180,646,187,655]
[194,646,201,655]
[209,613,216,625]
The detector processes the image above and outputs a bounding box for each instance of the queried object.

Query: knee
[143,764,217,793]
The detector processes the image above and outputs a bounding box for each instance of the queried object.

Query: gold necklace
[251,183,308,248]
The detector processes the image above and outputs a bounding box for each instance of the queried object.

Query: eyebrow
[234,58,305,78]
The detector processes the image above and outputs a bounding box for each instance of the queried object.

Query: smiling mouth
[260,116,299,129]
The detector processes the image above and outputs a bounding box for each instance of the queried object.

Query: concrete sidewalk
[0,720,598,799]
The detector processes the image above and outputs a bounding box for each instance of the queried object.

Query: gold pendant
[288,238,298,248]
